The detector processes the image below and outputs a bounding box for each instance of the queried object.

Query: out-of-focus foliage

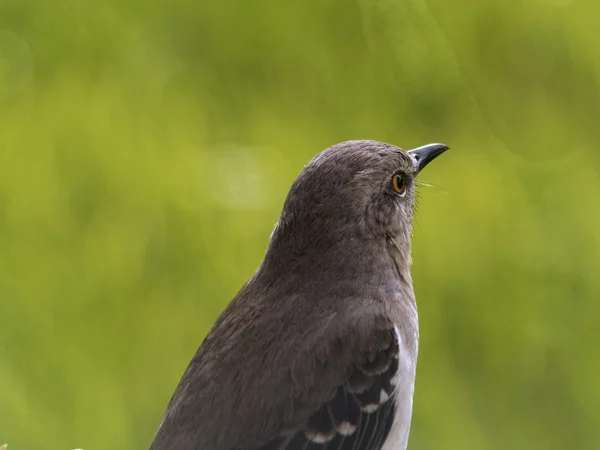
[0,0,599,449]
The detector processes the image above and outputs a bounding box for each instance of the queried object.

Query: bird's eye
[392,173,407,195]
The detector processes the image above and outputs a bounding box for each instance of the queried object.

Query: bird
[148,139,449,450]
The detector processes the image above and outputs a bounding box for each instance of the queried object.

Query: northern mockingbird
[149,140,449,450]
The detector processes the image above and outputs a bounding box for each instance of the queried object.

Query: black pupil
[395,175,404,190]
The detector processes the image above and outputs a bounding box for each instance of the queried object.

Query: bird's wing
[257,325,401,450]
[149,306,412,450]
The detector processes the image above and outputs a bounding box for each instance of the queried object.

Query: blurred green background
[1,0,599,448]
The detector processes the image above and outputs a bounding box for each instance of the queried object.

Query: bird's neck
[261,230,413,298]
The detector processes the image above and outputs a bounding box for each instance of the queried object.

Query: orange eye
[392,173,406,195]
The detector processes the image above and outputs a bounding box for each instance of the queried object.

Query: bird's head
[271,140,448,251]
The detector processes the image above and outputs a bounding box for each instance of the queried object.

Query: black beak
[407,143,449,174]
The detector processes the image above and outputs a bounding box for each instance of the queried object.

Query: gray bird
[149,140,449,450]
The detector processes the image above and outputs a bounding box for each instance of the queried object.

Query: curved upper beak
[407,143,449,174]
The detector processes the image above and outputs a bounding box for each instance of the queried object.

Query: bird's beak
[407,143,449,174]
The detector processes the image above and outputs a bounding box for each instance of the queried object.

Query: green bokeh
[1,0,599,449]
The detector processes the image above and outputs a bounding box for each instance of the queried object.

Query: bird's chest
[381,324,418,450]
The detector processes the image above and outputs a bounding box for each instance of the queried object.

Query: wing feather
[257,327,400,450]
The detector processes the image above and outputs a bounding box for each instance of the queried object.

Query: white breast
[381,325,418,450]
